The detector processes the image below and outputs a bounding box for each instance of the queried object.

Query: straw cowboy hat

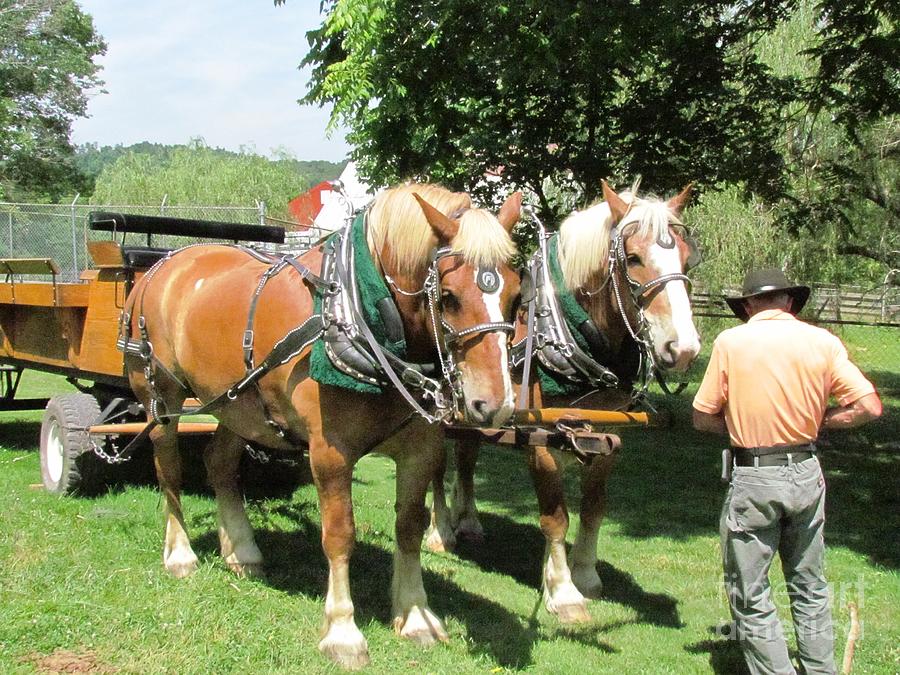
[725,268,810,322]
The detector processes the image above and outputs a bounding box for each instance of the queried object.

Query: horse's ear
[413,193,459,241]
[667,183,693,216]
[497,191,522,232]
[601,180,629,224]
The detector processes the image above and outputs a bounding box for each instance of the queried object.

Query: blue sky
[71,1,350,162]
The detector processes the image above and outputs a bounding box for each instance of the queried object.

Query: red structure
[287,181,331,229]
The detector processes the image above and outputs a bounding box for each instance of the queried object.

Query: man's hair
[745,291,791,314]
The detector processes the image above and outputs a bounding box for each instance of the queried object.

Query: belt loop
[753,455,759,468]
[786,452,794,466]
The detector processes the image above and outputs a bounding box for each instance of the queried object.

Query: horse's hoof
[452,516,484,543]
[394,606,449,646]
[571,568,603,599]
[553,601,592,624]
[165,554,199,579]
[319,629,370,671]
[228,562,266,580]
[424,526,455,553]
[545,586,591,624]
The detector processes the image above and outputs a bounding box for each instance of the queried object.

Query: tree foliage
[77,141,344,200]
[0,0,105,201]
[298,0,896,283]
[772,0,899,280]
[89,139,333,216]
[302,0,794,219]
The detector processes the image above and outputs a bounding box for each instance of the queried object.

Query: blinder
[519,267,536,304]
[684,235,702,271]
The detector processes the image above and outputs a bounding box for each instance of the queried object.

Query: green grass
[0,360,897,674]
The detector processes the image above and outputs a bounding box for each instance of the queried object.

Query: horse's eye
[626,254,642,266]
[441,291,460,311]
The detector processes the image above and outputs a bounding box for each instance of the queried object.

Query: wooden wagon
[0,213,288,494]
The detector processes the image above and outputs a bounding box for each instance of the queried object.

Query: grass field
[0,349,897,674]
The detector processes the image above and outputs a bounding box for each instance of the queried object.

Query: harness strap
[516,288,537,409]
[334,233,446,423]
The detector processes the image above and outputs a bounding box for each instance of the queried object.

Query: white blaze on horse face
[460,269,514,425]
[645,241,700,371]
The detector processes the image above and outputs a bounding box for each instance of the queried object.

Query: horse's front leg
[528,444,591,623]
[203,425,264,578]
[570,454,617,598]
[390,422,449,646]
[149,416,201,579]
[425,441,455,552]
[310,436,369,670]
[449,438,484,542]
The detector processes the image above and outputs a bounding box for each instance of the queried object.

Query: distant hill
[75,141,345,198]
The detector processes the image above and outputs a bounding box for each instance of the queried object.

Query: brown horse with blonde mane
[429,181,700,623]
[122,183,522,669]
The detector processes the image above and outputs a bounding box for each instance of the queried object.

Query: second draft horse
[429,181,701,622]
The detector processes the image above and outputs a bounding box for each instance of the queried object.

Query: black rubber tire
[40,393,103,495]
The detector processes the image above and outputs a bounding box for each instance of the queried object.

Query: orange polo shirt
[693,309,875,448]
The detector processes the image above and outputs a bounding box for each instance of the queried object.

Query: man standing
[692,268,882,675]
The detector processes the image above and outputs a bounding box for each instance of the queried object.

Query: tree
[0,0,105,201]
[773,0,899,281]
[301,0,794,221]
[76,141,344,200]
[90,139,318,217]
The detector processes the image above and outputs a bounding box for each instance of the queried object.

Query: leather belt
[733,443,816,467]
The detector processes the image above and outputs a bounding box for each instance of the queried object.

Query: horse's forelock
[620,197,682,246]
[451,209,516,268]
[367,184,470,274]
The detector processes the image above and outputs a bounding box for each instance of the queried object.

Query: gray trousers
[720,456,836,675]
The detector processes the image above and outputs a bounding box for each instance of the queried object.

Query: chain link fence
[0,199,269,282]
[1,200,896,387]
[667,286,900,392]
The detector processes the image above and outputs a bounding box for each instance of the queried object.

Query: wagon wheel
[40,393,103,495]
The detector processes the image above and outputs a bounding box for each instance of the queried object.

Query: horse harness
[113,208,515,459]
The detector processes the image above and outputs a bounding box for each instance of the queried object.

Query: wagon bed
[0,213,289,494]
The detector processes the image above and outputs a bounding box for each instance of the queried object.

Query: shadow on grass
[0,419,41,451]
[596,561,682,628]
[451,518,681,630]
[190,499,618,669]
[464,390,898,568]
[685,632,748,675]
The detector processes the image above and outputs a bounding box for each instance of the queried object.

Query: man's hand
[693,408,728,435]
[822,392,882,430]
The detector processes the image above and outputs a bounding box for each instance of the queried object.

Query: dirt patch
[24,649,118,674]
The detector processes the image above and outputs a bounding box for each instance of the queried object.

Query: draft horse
[428,181,701,622]
[121,183,522,669]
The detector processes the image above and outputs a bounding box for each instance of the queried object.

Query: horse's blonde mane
[558,188,683,291]
[367,183,515,274]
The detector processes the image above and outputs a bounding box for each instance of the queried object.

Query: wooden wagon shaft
[512,407,669,427]
[445,424,621,454]
[89,421,219,435]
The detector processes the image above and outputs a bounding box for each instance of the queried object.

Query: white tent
[312,161,374,233]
